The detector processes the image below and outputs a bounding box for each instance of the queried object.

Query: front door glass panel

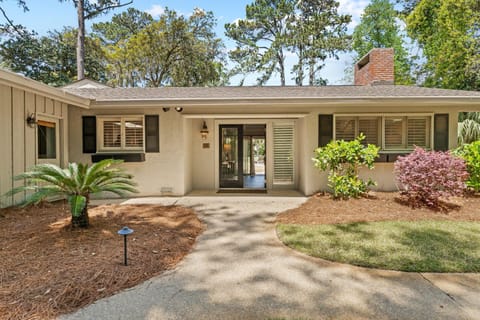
[219,125,243,188]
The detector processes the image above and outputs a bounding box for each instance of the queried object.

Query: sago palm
[458,112,480,145]
[6,159,137,228]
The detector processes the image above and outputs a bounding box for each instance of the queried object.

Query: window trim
[333,113,434,152]
[97,115,145,152]
[36,114,60,165]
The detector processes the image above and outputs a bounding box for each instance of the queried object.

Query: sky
[1,0,371,85]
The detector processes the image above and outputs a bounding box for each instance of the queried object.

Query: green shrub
[453,141,480,192]
[312,134,379,199]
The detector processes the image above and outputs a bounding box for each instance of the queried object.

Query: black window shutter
[145,115,159,152]
[434,114,449,151]
[82,116,96,153]
[318,114,333,147]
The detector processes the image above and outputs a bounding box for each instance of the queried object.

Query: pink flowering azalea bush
[394,147,469,208]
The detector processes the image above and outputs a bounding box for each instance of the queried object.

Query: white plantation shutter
[333,114,433,151]
[103,121,121,148]
[273,124,294,185]
[125,120,144,148]
[335,117,356,141]
[359,118,380,145]
[408,117,430,148]
[99,117,144,151]
[385,117,405,149]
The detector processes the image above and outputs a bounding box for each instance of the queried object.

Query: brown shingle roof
[63,85,480,102]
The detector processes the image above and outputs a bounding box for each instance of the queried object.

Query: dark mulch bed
[276,192,480,225]
[0,201,204,320]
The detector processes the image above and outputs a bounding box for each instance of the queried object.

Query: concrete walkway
[63,196,480,320]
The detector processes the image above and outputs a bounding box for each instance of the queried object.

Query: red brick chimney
[354,48,394,85]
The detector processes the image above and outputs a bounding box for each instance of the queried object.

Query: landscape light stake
[117,226,134,266]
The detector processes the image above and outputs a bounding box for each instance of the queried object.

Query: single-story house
[1,48,480,207]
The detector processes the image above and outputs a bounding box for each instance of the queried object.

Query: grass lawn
[277,221,480,272]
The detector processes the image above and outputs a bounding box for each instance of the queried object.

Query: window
[384,117,405,149]
[384,116,431,150]
[335,117,356,141]
[335,116,381,146]
[334,114,432,151]
[98,116,144,151]
[38,120,57,159]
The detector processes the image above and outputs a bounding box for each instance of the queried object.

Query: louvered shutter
[359,118,380,145]
[434,114,449,151]
[125,119,144,148]
[318,114,333,147]
[103,120,122,148]
[335,117,356,141]
[145,115,159,152]
[407,117,431,148]
[82,116,96,153]
[273,124,294,185]
[385,117,405,149]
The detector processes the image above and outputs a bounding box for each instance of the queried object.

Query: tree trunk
[309,56,315,86]
[71,205,90,228]
[77,0,86,80]
[277,50,286,86]
[297,45,304,86]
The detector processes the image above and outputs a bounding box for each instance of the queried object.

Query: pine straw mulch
[276,192,480,225]
[0,201,204,320]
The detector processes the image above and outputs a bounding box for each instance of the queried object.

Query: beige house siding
[184,118,193,194]
[68,106,190,196]
[298,105,460,195]
[0,84,69,207]
[191,118,216,190]
[71,102,461,197]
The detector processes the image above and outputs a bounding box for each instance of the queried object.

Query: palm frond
[98,184,139,197]
[458,118,480,145]
[20,186,66,207]
[84,159,123,186]
[5,159,137,213]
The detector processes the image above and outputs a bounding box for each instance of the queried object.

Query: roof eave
[0,69,92,108]
[89,96,480,109]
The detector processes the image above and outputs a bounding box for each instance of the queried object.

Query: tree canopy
[0,27,106,86]
[59,0,132,80]
[1,0,479,90]
[406,0,480,90]
[0,0,28,35]
[96,8,226,87]
[226,0,350,86]
[92,7,153,87]
[291,0,351,86]
[352,0,414,84]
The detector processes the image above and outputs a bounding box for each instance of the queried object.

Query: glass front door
[219,125,243,188]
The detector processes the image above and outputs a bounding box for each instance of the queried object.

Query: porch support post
[250,137,255,176]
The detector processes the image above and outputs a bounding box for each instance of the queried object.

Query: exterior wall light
[118,226,134,266]
[26,113,37,127]
[162,107,170,112]
[175,107,183,112]
[200,121,209,140]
